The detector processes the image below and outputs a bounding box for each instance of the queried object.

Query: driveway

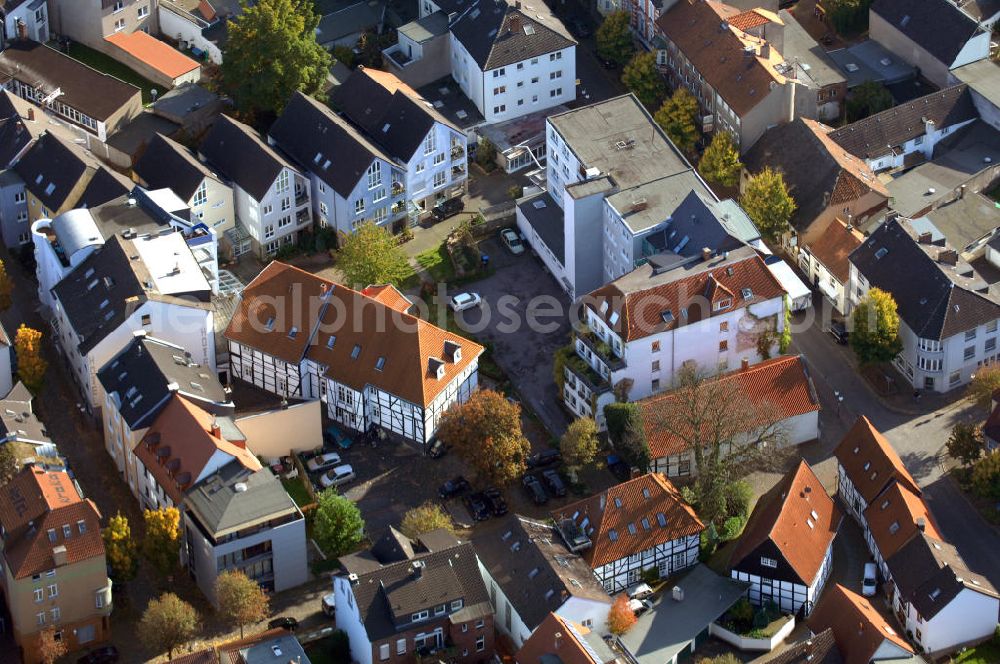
[452,235,574,438]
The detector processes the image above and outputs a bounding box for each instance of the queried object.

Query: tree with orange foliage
[14,324,47,394]
[606,594,637,635]
[436,389,530,487]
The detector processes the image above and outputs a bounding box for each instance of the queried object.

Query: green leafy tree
[654,88,700,156]
[142,507,181,580]
[604,402,650,473]
[476,138,498,169]
[971,450,1000,500]
[0,258,13,311]
[216,570,270,638]
[968,365,1000,410]
[437,390,530,486]
[823,0,874,36]
[560,417,600,480]
[740,167,796,241]
[314,488,365,557]
[947,423,984,466]
[621,52,666,108]
[139,593,200,661]
[698,132,742,188]
[336,222,411,287]
[849,287,903,365]
[400,502,456,538]
[220,0,332,120]
[596,11,635,65]
[847,80,894,122]
[102,511,138,583]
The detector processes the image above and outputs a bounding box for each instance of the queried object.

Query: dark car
[606,454,631,482]
[829,320,849,345]
[438,476,470,499]
[527,449,561,468]
[427,437,448,459]
[483,487,508,516]
[596,53,618,69]
[268,616,299,631]
[541,469,567,497]
[523,474,549,504]
[466,492,491,521]
[568,17,592,38]
[431,197,465,222]
[77,646,120,664]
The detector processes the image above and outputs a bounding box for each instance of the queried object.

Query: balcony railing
[297,207,311,225]
[295,190,308,206]
[451,145,465,159]
[391,200,406,214]
[576,330,626,372]
[452,164,466,178]
[391,181,405,196]
[564,355,611,395]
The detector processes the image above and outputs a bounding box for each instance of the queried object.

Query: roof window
[351,344,361,359]
[875,247,888,260]
[608,529,618,541]
[326,335,336,349]
[265,317,275,331]
[627,523,637,535]
[656,512,667,527]
[375,356,386,371]
[288,326,298,339]
[741,288,753,300]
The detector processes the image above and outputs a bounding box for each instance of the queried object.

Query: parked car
[500,228,525,254]
[626,582,654,600]
[483,487,508,516]
[323,425,353,449]
[77,646,120,664]
[829,320,849,345]
[269,616,299,631]
[322,592,336,616]
[541,468,567,497]
[431,197,465,222]
[523,474,548,504]
[438,476,470,499]
[319,464,356,488]
[427,437,449,459]
[527,449,561,468]
[465,492,491,521]
[606,454,631,481]
[306,452,342,473]
[628,598,653,616]
[568,17,592,38]
[449,292,483,312]
[862,562,878,597]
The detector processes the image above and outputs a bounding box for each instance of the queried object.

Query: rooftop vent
[234,482,248,493]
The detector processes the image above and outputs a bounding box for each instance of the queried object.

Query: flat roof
[951,58,1000,109]
[417,77,485,131]
[398,11,449,43]
[479,104,569,153]
[778,9,846,89]
[132,232,211,295]
[923,194,1000,252]
[105,31,201,79]
[605,171,714,234]
[518,192,564,264]
[827,40,917,88]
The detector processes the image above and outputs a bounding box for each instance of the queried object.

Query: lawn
[66,42,159,104]
[402,243,458,289]
[281,476,313,508]
[951,642,1000,664]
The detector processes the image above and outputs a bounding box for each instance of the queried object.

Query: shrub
[720,515,745,541]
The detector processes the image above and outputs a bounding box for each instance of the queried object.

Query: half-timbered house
[225,262,483,447]
[551,473,703,594]
[728,460,842,616]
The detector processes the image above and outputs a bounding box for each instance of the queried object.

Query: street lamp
[834,390,844,416]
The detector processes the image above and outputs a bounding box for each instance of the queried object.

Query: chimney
[760,41,770,59]
[918,232,933,244]
[411,560,424,578]
[26,107,34,122]
[52,545,68,567]
[702,247,712,262]
[741,357,750,371]
[508,14,522,34]
[916,517,926,532]
[938,249,958,265]
[210,418,221,439]
[16,19,27,41]
[960,184,967,199]
[554,632,562,649]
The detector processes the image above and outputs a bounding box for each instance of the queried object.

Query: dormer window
[47,529,56,542]
[741,288,753,300]
[288,326,298,339]
[411,610,429,622]
[450,599,463,610]
[714,298,732,311]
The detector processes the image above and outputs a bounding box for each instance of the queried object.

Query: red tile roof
[0,467,105,579]
[833,416,920,506]
[802,119,889,203]
[640,355,819,458]
[105,31,200,79]
[807,584,913,664]
[361,284,414,314]
[729,460,842,585]
[552,473,704,568]
[516,613,601,664]
[863,481,941,561]
[728,9,772,31]
[586,253,786,342]
[805,217,864,284]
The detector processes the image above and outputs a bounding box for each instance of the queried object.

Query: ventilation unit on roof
[845,63,859,73]
[533,199,547,209]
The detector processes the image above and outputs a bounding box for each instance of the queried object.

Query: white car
[307,452,342,473]
[449,292,482,312]
[862,562,878,596]
[627,598,653,616]
[320,464,356,488]
[322,592,336,617]
[500,228,525,255]
[626,582,654,600]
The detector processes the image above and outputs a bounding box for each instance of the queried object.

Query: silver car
[500,228,525,254]
[320,464,356,488]
[306,452,342,473]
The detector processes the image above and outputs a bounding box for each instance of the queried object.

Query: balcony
[384,44,412,69]
[391,200,406,215]
[564,353,611,395]
[295,189,308,206]
[451,164,466,179]
[451,145,465,159]
[392,181,405,196]
[297,207,311,225]
[576,329,626,372]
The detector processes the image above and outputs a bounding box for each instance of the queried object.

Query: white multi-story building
[225,262,483,448]
[199,114,312,258]
[551,473,704,594]
[385,0,576,123]
[1,0,49,44]
[564,245,786,430]
[848,216,1000,393]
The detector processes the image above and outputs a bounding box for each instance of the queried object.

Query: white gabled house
[550,473,704,594]
[199,114,312,259]
[225,262,483,447]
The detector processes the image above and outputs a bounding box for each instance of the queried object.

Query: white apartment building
[2,0,49,44]
[199,114,311,258]
[565,245,786,430]
[848,216,1000,393]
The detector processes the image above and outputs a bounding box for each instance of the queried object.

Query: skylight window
[741,288,753,300]
[641,518,650,530]
[642,488,651,499]
[265,317,275,331]
[609,311,620,325]
[375,356,386,371]
[627,523,637,535]
[608,529,618,541]
[351,344,361,359]
[661,310,674,323]
[613,497,622,508]
[810,510,819,520]
[314,153,323,164]
[528,567,539,579]
[44,183,55,196]
[326,335,336,349]
[875,247,888,260]
[806,519,814,529]
[288,326,298,339]
[656,512,667,527]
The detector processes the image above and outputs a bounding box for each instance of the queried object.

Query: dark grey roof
[448,2,574,71]
[371,526,418,564]
[241,633,310,664]
[76,167,131,210]
[922,194,1000,253]
[778,10,846,90]
[885,533,997,620]
[517,192,564,264]
[0,382,50,446]
[316,1,380,44]
[151,83,221,124]
[199,114,294,201]
[12,132,88,212]
[185,462,298,536]
[871,0,983,66]
[269,92,387,198]
[766,628,842,664]
[349,541,490,641]
[471,515,610,630]
[341,528,460,575]
[0,92,32,168]
[828,85,978,160]
[97,335,232,431]
[135,133,218,202]
[850,217,1000,340]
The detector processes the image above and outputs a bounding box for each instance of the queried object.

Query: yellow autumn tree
[102,511,138,582]
[143,507,181,579]
[0,258,13,311]
[14,325,47,393]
